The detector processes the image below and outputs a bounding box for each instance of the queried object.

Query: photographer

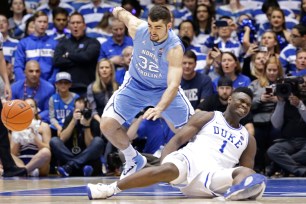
[267,74,306,177]
[49,96,105,177]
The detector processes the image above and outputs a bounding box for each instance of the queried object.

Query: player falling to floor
[87,87,267,201]
[98,5,194,180]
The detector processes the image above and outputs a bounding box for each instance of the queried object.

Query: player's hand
[4,83,11,100]
[142,107,162,121]
[112,7,124,18]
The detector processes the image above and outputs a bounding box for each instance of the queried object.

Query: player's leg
[0,102,27,177]
[100,82,149,179]
[87,151,187,200]
[223,167,267,201]
[26,147,51,176]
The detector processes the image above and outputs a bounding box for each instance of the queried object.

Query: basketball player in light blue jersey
[98,5,194,180]
[87,87,267,201]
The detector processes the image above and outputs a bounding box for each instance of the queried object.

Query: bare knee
[39,148,51,162]
[100,117,120,137]
[232,167,256,185]
[151,163,179,183]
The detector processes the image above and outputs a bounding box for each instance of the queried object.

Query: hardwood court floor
[1,176,306,204]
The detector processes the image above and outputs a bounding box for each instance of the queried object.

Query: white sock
[110,182,122,194]
[121,144,137,161]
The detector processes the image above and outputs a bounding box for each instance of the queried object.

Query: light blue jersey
[129,22,183,89]
[102,23,194,128]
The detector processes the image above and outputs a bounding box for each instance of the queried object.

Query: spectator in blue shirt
[98,18,133,67]
[0,15,19,64]
[280,24,306,74]
[11,60,55,122]
[181,50,213,109]
[14,11,58,84]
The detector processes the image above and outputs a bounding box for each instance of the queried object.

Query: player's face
[148,18,170,42]
[217,86,232,101]
[182,56,196,76]
[34,15,48,36]
[228,93,251,118]
[0,15,9,33]
[98,60,113,80]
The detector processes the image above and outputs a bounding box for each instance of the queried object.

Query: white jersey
[178,111,249,183]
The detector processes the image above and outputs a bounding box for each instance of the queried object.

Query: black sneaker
[3,166,27,177]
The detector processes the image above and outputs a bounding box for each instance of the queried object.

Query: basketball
[1,100,34,131]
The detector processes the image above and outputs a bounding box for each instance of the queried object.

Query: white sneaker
[29,168,39,177]
[120,152,147,180]
[87,183,115,200]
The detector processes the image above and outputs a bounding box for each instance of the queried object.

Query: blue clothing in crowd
[14,34,58,84]
[11,78,55,122]
[98,35,133,61]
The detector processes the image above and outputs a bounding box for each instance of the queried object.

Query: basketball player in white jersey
[87,87,267,201]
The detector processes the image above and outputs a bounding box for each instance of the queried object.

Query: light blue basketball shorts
[103,76,194,128]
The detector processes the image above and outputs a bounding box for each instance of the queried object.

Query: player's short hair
[232,87,253,100]
[148,5,171,24]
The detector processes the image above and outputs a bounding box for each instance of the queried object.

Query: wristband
[83,125,90,128]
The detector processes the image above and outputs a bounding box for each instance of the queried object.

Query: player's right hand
[142,107,162,121]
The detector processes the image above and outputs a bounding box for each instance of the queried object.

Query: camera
[81,108,92,120]
[275,76,304,98]
[215,20,228,27]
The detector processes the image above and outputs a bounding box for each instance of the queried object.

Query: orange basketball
[1,100,34,131]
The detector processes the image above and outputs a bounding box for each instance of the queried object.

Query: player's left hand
[143,107,162,121]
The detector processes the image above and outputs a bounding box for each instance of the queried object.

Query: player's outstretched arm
[239,134,256,169]
[144,45,184,121]
[161,111,214,161]
[0,49,11,100]
[112,7,145,39]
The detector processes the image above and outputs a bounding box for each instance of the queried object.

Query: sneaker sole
[120,155,147,180]
[225,183,265,201]
[224,174,267,200]
[87,185,93,200]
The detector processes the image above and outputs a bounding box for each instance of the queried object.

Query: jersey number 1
[219,140,227,153]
